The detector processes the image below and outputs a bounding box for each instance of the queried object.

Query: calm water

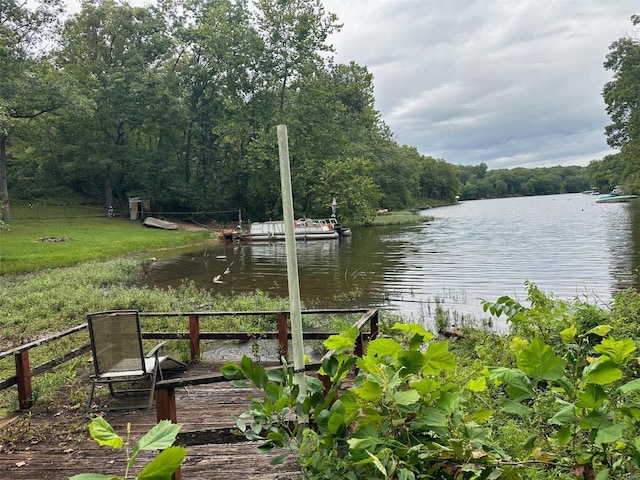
[147,194,640,323]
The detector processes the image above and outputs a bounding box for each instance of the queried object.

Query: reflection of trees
[623,202,640,292]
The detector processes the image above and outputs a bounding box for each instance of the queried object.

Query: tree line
[1,1,637,225]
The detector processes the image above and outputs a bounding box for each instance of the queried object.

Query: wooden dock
[0,362,303,479]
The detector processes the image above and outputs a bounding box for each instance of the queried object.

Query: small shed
[128,197,142,220]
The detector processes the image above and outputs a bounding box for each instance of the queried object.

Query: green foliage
[227,324,514,479]
[69,418,186,480]
[232,286,640,479]
[2,0,463,225]
[458,165,592,200]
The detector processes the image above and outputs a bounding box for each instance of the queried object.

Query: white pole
[276,124,306,397]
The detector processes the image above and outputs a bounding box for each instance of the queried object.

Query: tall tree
[0,0,64,221]
[174,0,261,212]
[253,0,340,116]
[603,15,640,190]
[57,0,174,207]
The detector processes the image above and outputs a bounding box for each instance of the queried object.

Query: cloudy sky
[322,0,638,170]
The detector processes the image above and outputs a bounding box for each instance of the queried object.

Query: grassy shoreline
[0,216,213,274]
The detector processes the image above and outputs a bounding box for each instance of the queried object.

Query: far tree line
[1,1,638,225]
[457,154,628,201]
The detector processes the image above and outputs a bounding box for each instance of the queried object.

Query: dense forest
[1,1,638,225]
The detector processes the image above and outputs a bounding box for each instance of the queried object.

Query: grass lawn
[0,216,213,274]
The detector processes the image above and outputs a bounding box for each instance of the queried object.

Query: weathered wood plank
[0,361,304,479]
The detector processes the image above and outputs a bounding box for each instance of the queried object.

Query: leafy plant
[229,284,640,479]
[480,284,640,479]
[69,417,187,480]
[225,324,515,479]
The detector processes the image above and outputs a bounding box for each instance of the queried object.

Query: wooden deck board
[0,362,303,479]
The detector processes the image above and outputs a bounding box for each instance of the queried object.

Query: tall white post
[276,124,306,397]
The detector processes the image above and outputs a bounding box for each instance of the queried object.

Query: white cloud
[323,0,638,169]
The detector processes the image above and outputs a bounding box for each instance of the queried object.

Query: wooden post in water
[276,125,306,398]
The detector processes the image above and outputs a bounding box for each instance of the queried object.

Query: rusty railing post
[15,350,33,409]
[156,388,180,479]
[189,314,200,363]
[156,388,178,423]
[277,312,289,362]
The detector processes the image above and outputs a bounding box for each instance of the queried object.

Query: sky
[322,0,639,170]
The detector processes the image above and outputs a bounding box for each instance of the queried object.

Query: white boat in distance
[596,186,638,203]
[244,218,349,241]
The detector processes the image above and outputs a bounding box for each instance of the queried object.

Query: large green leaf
[586,325,612,337]
[134,420,182,452]
[423,341,456,375]
[560,324,577,344]
[221,362,245,380]
[392,322,434,342]
[366,338,402,360]
[353,380,382,401]
[580,409,612,430]
[583,358,623,385]
[347,425,380,452]
[324,332,356,353]
[398,350,425,374]
[594,337,636,366]
[486,366,523,384]
[548,401,575,426]
[594,423,626,445]
[137,446,187,480]
[88,417,123,449]
[435,391,460,414]
[411,408,447,428]
[464,422,489,444]
[393,389,420,406]
[504,373,534,401]
[411,378,440,395]
[556,426,573,446]
[516,338,566,381]
[327,412,345,435]
[576,384,607,409]
[240,355,254,378]
[466,376,487,393]
[315,409,332,435]
[497,398,532,416]
[264,381,282,404]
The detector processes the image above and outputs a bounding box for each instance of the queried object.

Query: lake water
[147,194,640,326]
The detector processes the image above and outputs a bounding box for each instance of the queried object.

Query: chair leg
[148,364,160,410]
[87,381,96,410]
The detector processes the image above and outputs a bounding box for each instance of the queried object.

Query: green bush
[229,285,640,479]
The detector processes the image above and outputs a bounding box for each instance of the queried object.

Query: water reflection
[147,194,640,320]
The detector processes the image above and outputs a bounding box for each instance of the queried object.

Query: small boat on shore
[596,186,638,203]
[243,218,349,241]
[142,217,179,230]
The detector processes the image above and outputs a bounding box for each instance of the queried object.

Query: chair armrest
[146,341,167,358]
